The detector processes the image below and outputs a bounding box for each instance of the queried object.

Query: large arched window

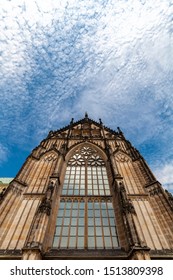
[53,145,119,249]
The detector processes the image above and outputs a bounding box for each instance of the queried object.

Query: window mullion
[100,200,105,248]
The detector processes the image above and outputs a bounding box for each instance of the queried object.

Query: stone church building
[0,114,173,260]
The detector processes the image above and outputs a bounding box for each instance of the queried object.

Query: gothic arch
[39,150,58,162]
[65,141,108,163]
[114,150,132,163]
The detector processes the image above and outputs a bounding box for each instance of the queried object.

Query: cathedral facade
[0,114,173,260]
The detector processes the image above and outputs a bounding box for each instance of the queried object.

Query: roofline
[46,115,123,139]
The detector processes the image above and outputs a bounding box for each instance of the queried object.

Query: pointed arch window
[53,145,119,249]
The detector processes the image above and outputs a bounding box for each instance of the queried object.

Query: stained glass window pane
[95,218,101,226]
[102,217,109,226]
[57,218,62,225]
[63,217,70,225]
[69,237,76,248]
[77,237,84,248]
[62,227,69,235]
[71,218,77,226]
[78,227,84,236]
[104,237,112,248]
[53,236,60,247]
[112,238,119,248]
[70,227,76,236]
[55,227,61,235]
[104,227,110,236]
[88,218,94,226]
[80,189,85,195]
[96,227,102,236]
[88,227,94,236]
[88,237,95,248]
[60,237,68,248]
[58,209,64,216]
[111,227,116,236]
[65,209,71,216]
[79,209,84,216]
[96,237,103,248]
[78,217,84,226]
[80,202,85,209]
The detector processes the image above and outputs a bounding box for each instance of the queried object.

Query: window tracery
[44,153,57,162]
[68,146,105,166]
[115,153,130,162]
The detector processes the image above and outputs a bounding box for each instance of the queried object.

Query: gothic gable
[46,114,121,141]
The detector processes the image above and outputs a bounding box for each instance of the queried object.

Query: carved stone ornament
[38,197,51,216]
[119,183,136,214]
[165,190,173,201]
[149,186,162,196]
[44,153,57,162]
[68,145,105,166]
[47,181,54,196]
[116,153,130,162]
[0,188,6,201]
[122,201,136,214]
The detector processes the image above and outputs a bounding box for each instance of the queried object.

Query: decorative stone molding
[165,190,173,201]
[44,153,57,162]
[25,241,42,249]
[115,153,131,163]
[0,249,22,259]
[129,246,151,260]
[38,197,52,216]
[44,248,127,259]
[22,248,42,260]
[119,183,136,214]
[146,185,162,196]
[10,185,23,196]
[0,188,6,201]
[23,193,45,199]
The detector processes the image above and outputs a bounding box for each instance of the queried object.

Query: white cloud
[0,144,8,164]
[153,162,173,193]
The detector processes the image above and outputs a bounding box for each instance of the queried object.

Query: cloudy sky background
[0,0,173,193]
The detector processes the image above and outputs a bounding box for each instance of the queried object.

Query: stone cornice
[44,248,126,259]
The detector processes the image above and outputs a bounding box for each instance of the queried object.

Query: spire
[99,118,103,125]
[117,127,125,139]
[70,118,74,125]
[117,127,122,133]
[85,112,88,119]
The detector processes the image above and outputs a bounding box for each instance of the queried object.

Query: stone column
[131,249,151,260]
[22,249,42,260]
[119,182,151,259]
[22,181,58,260]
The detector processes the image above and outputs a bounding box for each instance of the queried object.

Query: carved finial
[85,112,88,118]
[165,190,173,200]
[48,181,54,194]
[70,118,74,125]
[117,127,122,133]
[99,118,102,125]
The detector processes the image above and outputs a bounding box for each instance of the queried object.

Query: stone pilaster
[22,180,58,260]
[119,182,150,258]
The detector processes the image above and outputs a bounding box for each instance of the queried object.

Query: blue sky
[0,0,173,193]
